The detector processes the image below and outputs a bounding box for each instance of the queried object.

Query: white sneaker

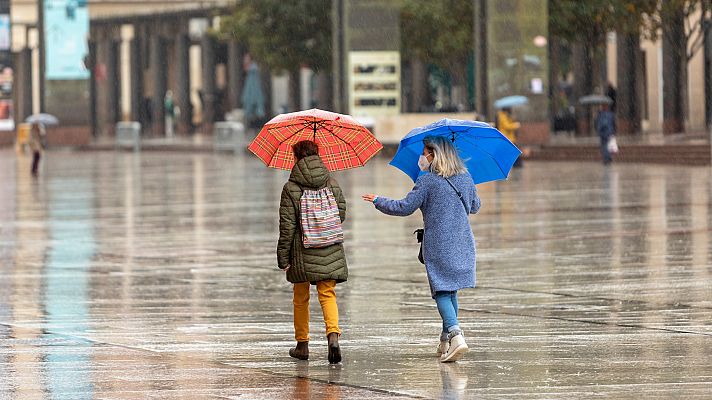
[440,332,468,363]
[436,339,449,356]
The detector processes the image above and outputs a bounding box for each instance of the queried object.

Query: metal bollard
[116,122,141,152]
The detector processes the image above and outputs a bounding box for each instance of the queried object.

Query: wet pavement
[1,149,711,399]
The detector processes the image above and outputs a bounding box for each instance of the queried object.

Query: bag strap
[443,176,468,212]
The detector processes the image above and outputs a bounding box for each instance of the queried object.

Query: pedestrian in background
[28,122,45,177]
[595,103,616,164]
[362,136,481,363]
[164,90,175,138]
[496,107,523,167]
[278,140,347,364]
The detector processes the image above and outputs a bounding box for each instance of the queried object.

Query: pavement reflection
[0,149,711,398]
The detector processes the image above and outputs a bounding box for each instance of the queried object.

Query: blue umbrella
[390,119,521,184]
[494,95,528,109]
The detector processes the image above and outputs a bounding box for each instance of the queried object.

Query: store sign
[44,0,89,80]
[348,51,400,117]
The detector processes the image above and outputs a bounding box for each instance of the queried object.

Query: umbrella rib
[266,123,311,167]
[266,120,312,130]
[318,124,364,166]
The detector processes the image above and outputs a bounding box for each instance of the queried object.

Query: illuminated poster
[0,12,12,131]
[44,0,89,80]
[0,15,9,51]
[348,51,400,117]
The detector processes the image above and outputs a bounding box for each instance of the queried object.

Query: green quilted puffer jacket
[277,155,348,284]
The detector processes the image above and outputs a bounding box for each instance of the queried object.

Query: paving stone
[0,150,711,398]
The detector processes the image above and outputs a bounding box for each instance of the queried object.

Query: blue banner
[44,0,89,80]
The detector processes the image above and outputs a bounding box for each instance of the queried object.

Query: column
[175,33,191,135]
[260,65,273,116]
[201,35,216,134]
[474,0,489,119]
[226,39,243,111]
[129,33,143,125]
[151,34,167,136]
[105,39,120,133]
[13,48,34,125]
[88,40,97,137]
[705,22,712,128]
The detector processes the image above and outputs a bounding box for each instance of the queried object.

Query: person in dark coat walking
[362,136,481,363]
[278,140,347,363]
[595,103,616,164]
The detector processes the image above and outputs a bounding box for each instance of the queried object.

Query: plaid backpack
[300,187,344,248]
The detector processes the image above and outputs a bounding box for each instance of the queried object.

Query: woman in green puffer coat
[277,140,347,364]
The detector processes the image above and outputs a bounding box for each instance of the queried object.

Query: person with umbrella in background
[361,119,520,363]
[493,95,527,168]
[24,113,56,177]
[249,108,383,364]
[595,102,616,165]
[28,122,45,177]
[496,107,522,167]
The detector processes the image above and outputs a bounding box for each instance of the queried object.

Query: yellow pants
[293,280,341,342]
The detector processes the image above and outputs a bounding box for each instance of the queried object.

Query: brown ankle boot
[289,341,309,360]
[327,332,341,364]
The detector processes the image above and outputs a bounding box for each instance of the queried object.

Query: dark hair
[292,140,319,160]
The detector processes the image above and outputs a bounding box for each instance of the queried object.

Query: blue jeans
[434,291,460,337]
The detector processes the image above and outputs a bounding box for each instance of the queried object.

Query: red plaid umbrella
[248,108,383,171]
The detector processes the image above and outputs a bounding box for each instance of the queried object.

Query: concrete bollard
[116,122,141,152]
[213,121,246,154]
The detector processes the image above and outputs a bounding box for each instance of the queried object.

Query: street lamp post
[37,0,45,113]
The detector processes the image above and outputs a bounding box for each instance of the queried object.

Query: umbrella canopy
[494,95,529,109]
[25,113,59,125]
[578,95,613,106]
[390,118,521,184]
[248,108,383,171]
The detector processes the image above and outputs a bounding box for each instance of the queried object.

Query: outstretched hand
[361,194,378,203]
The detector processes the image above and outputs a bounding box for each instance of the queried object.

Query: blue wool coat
[374,172,480,296]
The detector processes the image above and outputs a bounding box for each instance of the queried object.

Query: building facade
[606,8,712,135]
[9,0,238,141]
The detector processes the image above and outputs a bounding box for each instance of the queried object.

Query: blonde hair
[423,136,467,178]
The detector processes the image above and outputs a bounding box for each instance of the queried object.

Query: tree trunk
[549,34,561,121]
[474,0,489,119]
[288,68,300,112]
[616,31,641,135]
[261,66,272,117]
[572,42,593,135]
[662,6,685,134]
[315,70,332,109]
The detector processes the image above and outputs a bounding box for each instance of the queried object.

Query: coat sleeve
[498,113,521,132]
[374,177,427,216]
[470,186,481,214]
[277,185,297,269]
[329,178,347,222]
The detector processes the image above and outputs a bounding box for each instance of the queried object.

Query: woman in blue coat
[363,136,480,362]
